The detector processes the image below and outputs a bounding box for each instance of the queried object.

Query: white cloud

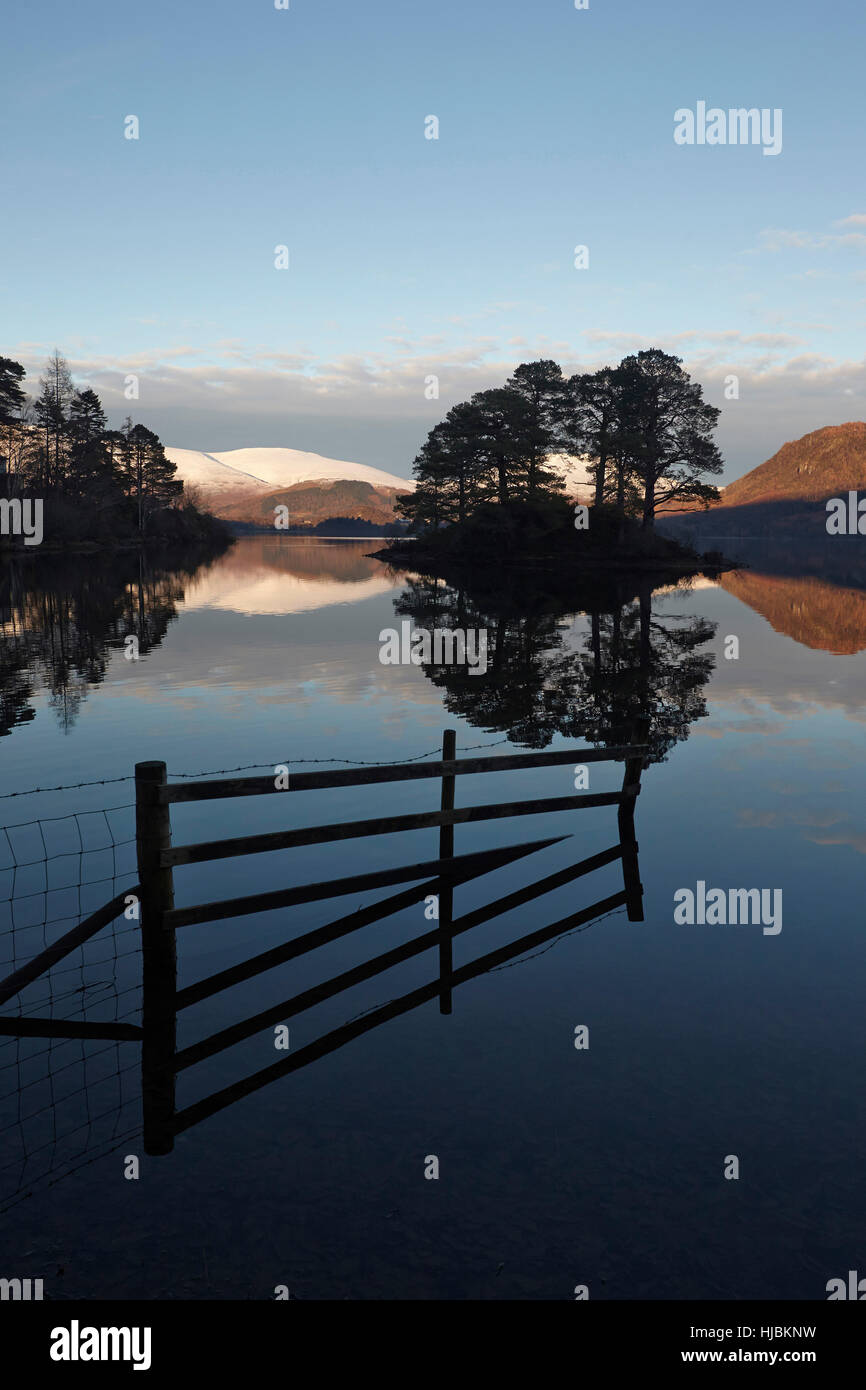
[10,335,866,481]
[757,225,866,253]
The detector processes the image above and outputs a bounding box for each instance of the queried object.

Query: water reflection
[1,733,645,1203]
[4,539,866,752]
[2,538,865,1299]
[393,570,716,762]
[180,535,394,615]
[720,567,866,655]
[0,547,228,736]
[677,535,866,654]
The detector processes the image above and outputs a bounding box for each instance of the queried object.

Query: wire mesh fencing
[0,801,142,1213]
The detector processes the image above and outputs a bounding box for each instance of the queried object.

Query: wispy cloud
[584,329,804,352]
[756,225,866,253]
[11,334,866,476]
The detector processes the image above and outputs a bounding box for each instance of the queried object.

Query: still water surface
[0,536,864,1298]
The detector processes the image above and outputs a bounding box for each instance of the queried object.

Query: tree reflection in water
[392,567,716,763]
[0,546,227,736]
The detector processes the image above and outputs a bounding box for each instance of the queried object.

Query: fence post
[438,729,456,1014]
[618,718,647,921]
[136,761,177,1155]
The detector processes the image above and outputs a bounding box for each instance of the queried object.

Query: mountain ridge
[165,444,417,526]
[169,424,866,533]
[660,420,866,537]
[722,422,866,508]
[165,444,599,526]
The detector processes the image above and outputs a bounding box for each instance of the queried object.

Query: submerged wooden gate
[0,725,648,1162]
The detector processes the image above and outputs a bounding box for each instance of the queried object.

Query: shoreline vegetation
[373,349,735,580]
[0,351,232,557]
[370,497,733,581]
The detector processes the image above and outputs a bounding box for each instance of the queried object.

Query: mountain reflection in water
[1,537,866,1299]
[3,535,865,747]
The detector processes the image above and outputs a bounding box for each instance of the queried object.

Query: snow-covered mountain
[165,446,415,502]
[164,444,601,526]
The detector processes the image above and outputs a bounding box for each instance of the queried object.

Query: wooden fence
[0,724,648,1159]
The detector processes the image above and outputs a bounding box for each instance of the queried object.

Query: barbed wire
[488,903,627,971]
[0,738,511,801]
[341,904,626,1028]
[0,776,132,801]
[165,737,510,778]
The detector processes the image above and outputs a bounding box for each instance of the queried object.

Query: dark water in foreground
[0,536,864,1299]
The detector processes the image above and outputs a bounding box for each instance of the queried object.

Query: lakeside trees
[0,351,208,547]
[614,349,723,528]
[398,349,723,534]
[0,357,28,478]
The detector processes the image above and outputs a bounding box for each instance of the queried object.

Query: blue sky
[3,0,866,478]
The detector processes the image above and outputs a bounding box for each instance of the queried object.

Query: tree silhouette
[564,365,631,509]
[0,356,28,483]
[614,349,723,528]
[504,359,569,499]
[32,350,74,489]
[0,353,220,551]
[399,351,723,535]
[392,569,716,761]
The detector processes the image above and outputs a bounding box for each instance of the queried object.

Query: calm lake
[1,535,864,1300]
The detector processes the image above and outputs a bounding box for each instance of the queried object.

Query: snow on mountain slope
[165,445,603,519]
[162,449,273,499]
[212,448,414,490]
[165,446,415,497]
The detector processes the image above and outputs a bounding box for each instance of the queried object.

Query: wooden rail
[0,723,649,1160]
[162,790,634,867]
[160,743,648,803]
[137,723,647,1152]
[164,837,565,928]
[172,888,628,1136]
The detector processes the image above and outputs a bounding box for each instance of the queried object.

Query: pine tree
[504,360,569,498]
[67,388,118,504]
[614,350,723,528]
[468,387,537,505]
[0,356,26,427]
[32,350,74,489]
[0,356,27,477]
[565,367,624,508]
[118,422,182,533]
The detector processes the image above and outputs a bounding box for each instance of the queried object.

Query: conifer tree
[67,388,117,503]
[0,356,27,477]
[32,350,74,489]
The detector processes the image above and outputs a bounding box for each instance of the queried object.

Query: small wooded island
[372,349,734,581]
